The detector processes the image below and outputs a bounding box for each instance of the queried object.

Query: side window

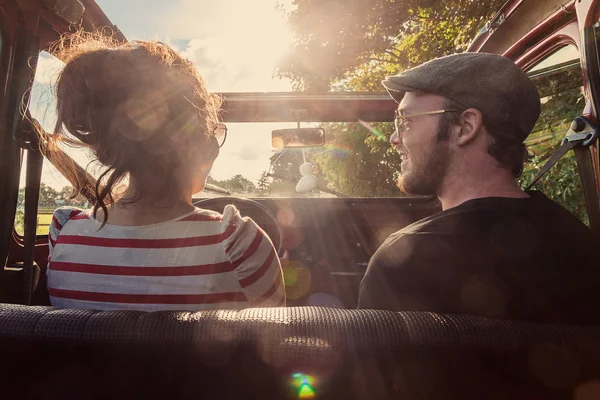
[521,45,588,224]
[15,51,91,236]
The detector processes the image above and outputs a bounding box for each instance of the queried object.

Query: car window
[521,44,588,224]
[528,45,580,73]
[15,51,93,236]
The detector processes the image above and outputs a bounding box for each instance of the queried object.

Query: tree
[312,122,399,197]
[518,66,588,223]
[257,171,272,195]
[207,174,257,195]
[275,0,506,198]
[58,186,73,201]
[57,185,88,207]
[277,0,505,91]
[38,183,59,207]
[278,0,589,223]
[228,174,257,193]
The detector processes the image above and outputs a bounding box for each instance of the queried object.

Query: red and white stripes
[47,205,285,311]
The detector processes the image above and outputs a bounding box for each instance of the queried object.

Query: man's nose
[390,129,400,146]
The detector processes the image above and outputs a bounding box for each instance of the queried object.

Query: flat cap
[382,53,541,141]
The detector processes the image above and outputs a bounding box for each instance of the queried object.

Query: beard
[397,117,452,196]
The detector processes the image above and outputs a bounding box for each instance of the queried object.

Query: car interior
[1,0,600,399]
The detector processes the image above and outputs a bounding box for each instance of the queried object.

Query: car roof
[468,0,576,55]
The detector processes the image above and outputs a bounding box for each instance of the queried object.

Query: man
[358,53,600,325]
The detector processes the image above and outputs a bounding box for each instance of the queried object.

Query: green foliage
[257,171,272,195]
[312,122,399,197]
[520,153,588,224]
[19,183,88,208]
[207,174,257,195]
[14,211,24,235]
[277,0,589,223]
[519,66,588,223]
[38,184,59,207]
[275,0,505,198]
[15,184,89,235]
[278,0,505,90]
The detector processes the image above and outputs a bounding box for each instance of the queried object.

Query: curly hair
[41,31,222,227]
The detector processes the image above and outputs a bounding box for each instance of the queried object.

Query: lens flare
[358,119,387,142]
[277,207,295,226]
[290,373,316,399]
[283,264,298,286]
[322,144,351,159]
[298,384,315,399]
[285,262,312,300]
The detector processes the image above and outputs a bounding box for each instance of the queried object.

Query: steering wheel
[193,197,283,255]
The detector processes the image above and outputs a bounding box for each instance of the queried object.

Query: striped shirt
[47,205,285,311]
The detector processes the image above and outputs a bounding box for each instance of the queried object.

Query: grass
[37,213,52,235]
[14,211,53,236]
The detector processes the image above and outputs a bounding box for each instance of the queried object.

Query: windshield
[25,0,585,214]
[29,0,402,199]
[30,64,398,199]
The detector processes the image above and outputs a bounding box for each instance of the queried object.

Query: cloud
[157,0,294,92]
[177,38,223,86]
[177,34,292,92]
[34,52,64,85]
[238,145,261,161]
[27,53,66,132]
[100,0,295,91]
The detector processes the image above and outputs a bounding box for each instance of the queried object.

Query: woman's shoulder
[49,207,89,244]
[186,204,265,248]
[183,205,262,254]
[51,206,88,228]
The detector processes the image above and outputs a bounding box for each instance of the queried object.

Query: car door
[0,0,120,305]
[469,0,600,233]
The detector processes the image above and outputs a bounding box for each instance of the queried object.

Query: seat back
[1,304,599,399]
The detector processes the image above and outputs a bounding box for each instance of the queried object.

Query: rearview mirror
[272,128,325,148]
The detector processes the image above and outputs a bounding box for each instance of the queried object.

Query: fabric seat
[1,303,599,399]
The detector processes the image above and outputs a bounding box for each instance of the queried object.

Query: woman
[45,32,285,311]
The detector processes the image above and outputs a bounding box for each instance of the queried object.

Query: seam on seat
[80,309,101,341]
[0,305,48,337]
[34,308,97,339]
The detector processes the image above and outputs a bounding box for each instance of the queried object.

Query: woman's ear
[196,133,219,175]
[189,134,219,194]
[456,108,484,146]
[205,134,220,163]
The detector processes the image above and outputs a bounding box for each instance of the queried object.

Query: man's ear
[456,108,484,146]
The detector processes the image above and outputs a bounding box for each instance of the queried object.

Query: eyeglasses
[214,122,227,148]
[394,109,458,133]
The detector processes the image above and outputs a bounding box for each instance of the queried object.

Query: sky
[29,0,298,190]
